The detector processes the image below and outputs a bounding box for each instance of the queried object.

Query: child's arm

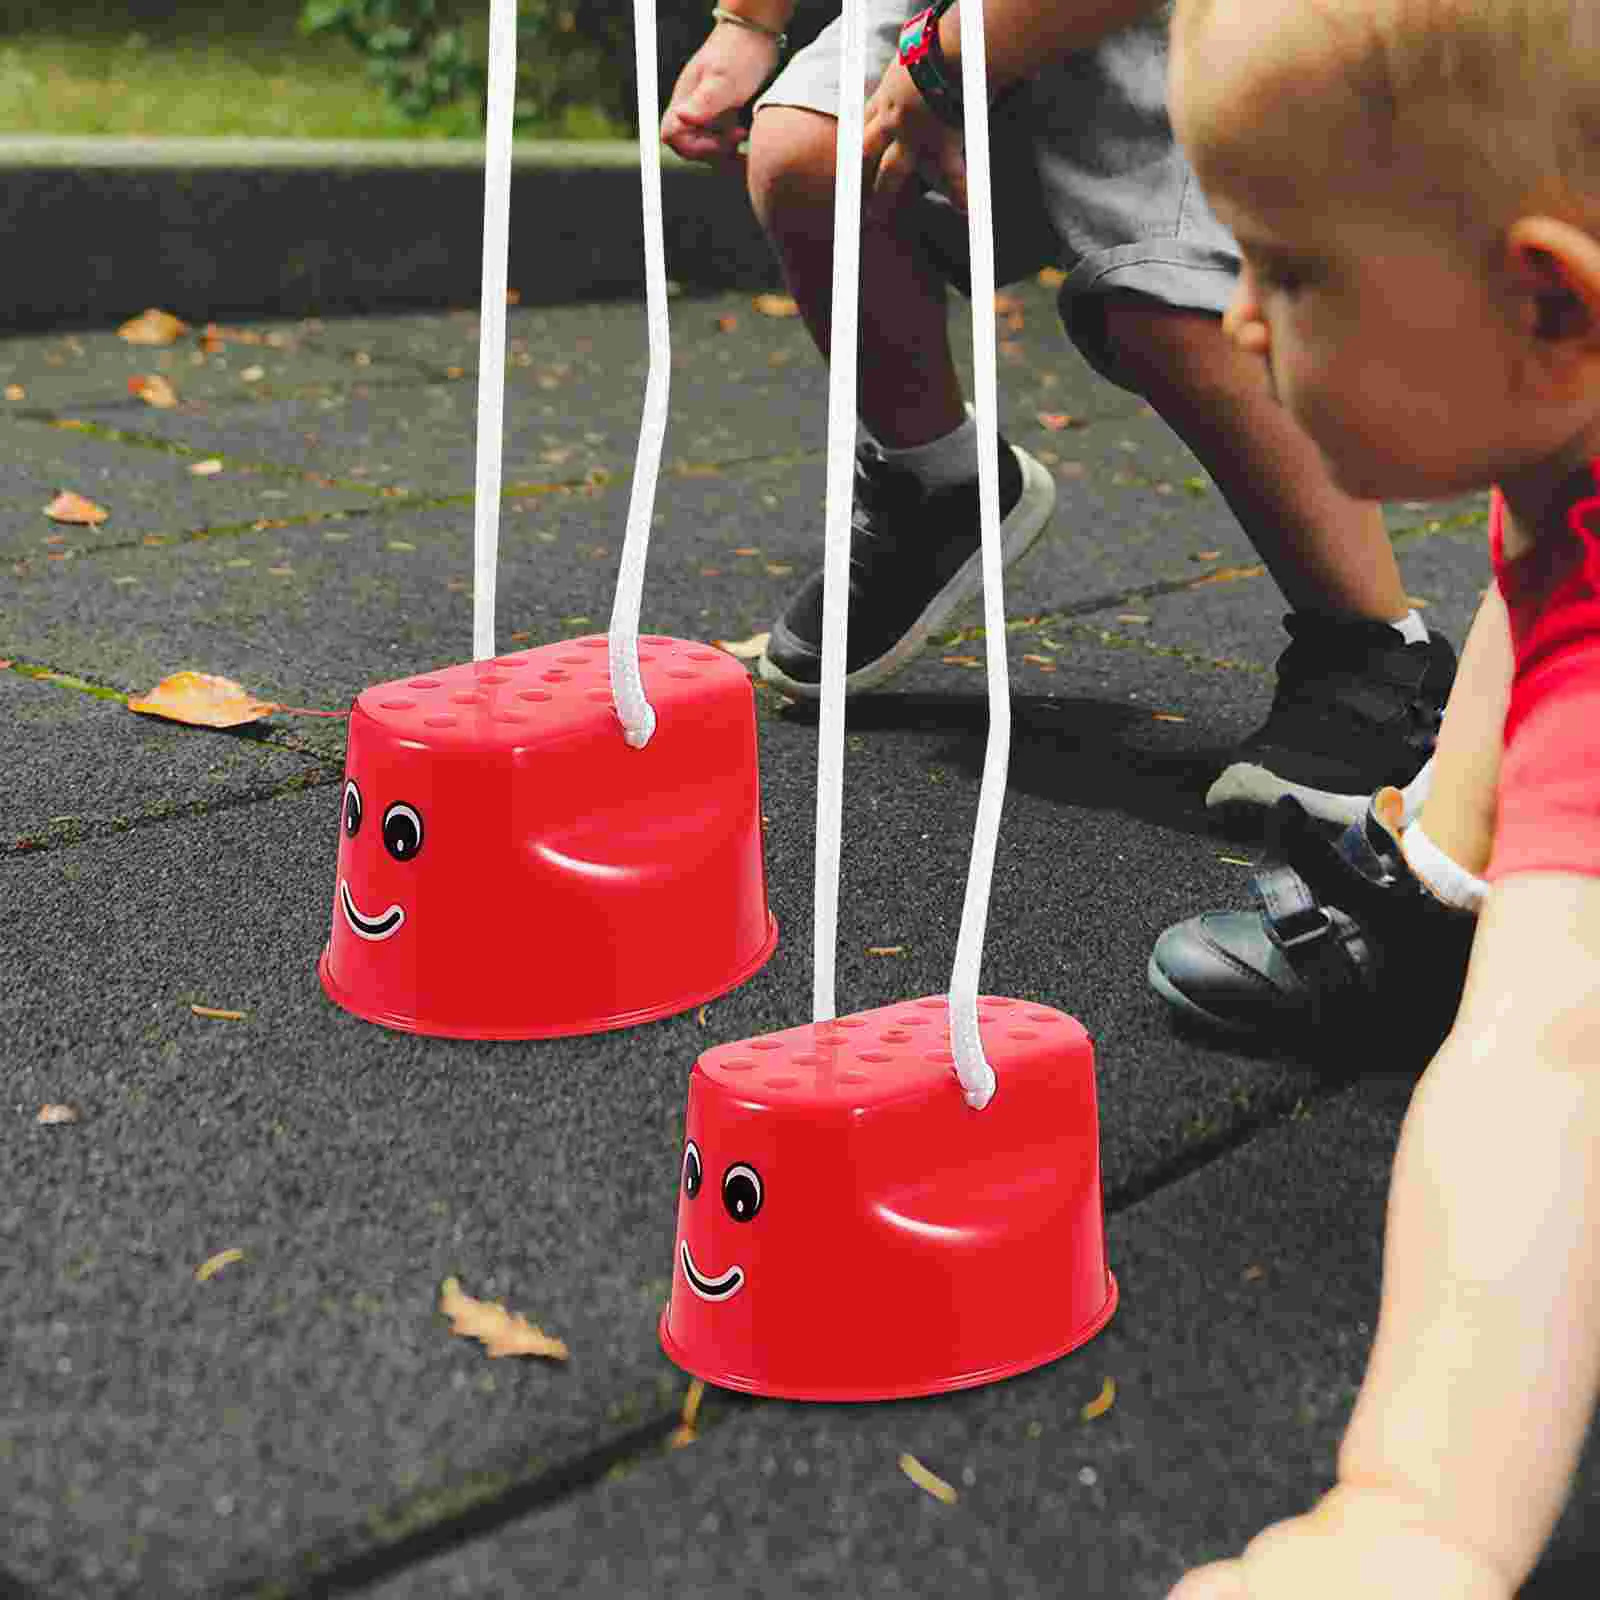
[1173,871,1600,1599]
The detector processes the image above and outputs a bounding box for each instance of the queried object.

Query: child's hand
[1168,1486,1513,1600]
[660,27,779,172]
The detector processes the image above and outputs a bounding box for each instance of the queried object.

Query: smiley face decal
[676,1139,763,1303]
[337,778,425,942]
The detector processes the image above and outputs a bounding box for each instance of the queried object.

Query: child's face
[1170,0,1555,503]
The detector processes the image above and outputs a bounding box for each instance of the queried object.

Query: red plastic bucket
[659,995,1117,1399]
[319,635,777,1038]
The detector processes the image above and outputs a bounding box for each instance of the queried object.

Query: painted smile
[680,1239,745,1302]
[340,879,405,942]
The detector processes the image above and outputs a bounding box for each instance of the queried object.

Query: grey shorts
[753,1,1239,387]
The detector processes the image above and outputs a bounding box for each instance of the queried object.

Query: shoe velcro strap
[1253,865,1373,1012]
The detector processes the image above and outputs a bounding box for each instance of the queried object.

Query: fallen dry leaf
[128,373,179,409]
[1217,855,1254,867]
[1243,1264,1266,1282]
[240,365,265,384]
[189,458,224,477]
[1036,266,1067,289]
[44,491,109,527]
[37,1103,79,1125]
[696,1005,710,1026]
[866,945,906,958]
[899,1453,958,1504]
[731,546,759,557]
[668,1377,706,1449]
[195,1248,245,1282]
[507,287,522,305]
[1037,412,1081,432]
[715,314,738,333]
[129,672,278,729]
[1191,549,1222,561]
[191,1004,247,1021]
[941,654,981,668]
[713,633,770,661]
[118,308,188,346]
[1022,653,1055,668]
[1190,563,1267,587]
[1116,613,1150,625]
[1151,712,1187,723]
[1080,1376,1117,1421]
[440,1276,569,1361]
[5,383,24,401]
[752,292,800,318]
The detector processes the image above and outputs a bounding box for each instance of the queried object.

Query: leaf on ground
[189,458,225,477]
[118,308,189,346]
[5,383,24,401]
[1036,266,1067,289]
[668,1377,705,1449]
[866,945,906,957]
[752,292,800,318]
[195,1248,245,1282]
[1217,855,1254,867]
[1116,613,1150,625]
[1037,412,1082,432]
[191,1004,247,1021]
[128,373,179,409]
[128,671,278,728]
[1151,712,1187,723]
[1080,1376,1117,1421]
[37,1103,80,1125]
[439,1276,569,1361]
[1190,549,1222,561]
[941,654,981,668]
[44,491,109,526]
[1190,563,1266,586]
[715,314,738,333]
[899,1453,958,1504]
[713,632,770,661]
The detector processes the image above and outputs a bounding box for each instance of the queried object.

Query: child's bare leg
[1411,585,1511,879]
[1098,299,1411,623]
[746,104,966,448]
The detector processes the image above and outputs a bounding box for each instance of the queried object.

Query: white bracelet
[711,7,788,50]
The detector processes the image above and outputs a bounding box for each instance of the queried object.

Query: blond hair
[1314,0,1600,230]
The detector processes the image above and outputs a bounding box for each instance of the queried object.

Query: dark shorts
[754,0,1239,387]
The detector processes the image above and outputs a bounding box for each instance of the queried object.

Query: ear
[1505,216,1600,348]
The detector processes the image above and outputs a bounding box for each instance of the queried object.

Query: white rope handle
[604,0,668,748]
[813,0,868,1024]
[947,0,1004,1111]
[471,0,518,660]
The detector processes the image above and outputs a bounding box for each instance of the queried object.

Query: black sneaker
[1207,613,1456,828]
[1148,791,1475,1054]
[757,434,1057,697]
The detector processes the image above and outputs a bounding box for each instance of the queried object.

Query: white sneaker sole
[757,445,1058,699]
[1206,758,1433,829]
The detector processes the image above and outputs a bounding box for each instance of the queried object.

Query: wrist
[710,4,790,48]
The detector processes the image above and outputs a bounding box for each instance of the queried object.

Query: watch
[897,0,964,129]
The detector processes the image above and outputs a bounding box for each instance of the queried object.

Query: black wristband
[897,0,964,129]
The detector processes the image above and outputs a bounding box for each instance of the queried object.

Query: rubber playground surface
[4,264,1596,1598]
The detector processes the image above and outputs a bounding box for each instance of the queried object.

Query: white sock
[868,414,981,490]
[1390,608,1429,646]
[1399,820,1487,914]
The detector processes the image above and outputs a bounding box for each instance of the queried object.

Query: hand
[660,25,779,172]
[1168,1486,1513,1600]
[863,54,967,218]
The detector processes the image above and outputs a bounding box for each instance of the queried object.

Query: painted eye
[722,1163,762,1223]
[382,802,424,862]
[343,779,362,837]
[682,1140,703,1199]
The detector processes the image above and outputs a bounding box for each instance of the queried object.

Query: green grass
[0,1,625,139]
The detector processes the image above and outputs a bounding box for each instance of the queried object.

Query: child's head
[1170,0,1600,504]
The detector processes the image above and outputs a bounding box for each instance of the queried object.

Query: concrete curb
[0,136,782,330]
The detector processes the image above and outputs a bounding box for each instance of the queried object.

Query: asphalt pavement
[2,144,1595,1600]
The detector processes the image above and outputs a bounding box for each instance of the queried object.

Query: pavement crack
[245,1416,680,1599]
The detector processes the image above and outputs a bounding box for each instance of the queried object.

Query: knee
[1093,293,1225,399]
[746,106,837,237]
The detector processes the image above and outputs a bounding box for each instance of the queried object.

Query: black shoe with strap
[757,433,1056,698]
[1207,613,1457,828]
[1148,792,1476,1056]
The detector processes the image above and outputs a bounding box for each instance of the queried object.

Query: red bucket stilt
[319,634,777,1038]
[660,995,1117,1400]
